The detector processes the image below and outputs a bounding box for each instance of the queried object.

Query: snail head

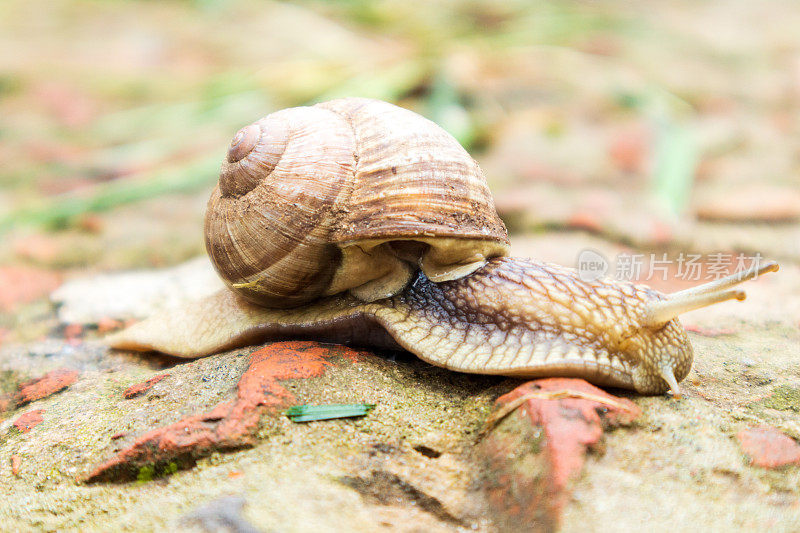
[630,260,779,395]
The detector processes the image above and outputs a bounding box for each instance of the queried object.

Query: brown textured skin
[375,258,691,394]
[108,257,691,395]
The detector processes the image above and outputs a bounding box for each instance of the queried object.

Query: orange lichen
[123,374,171,399]
[18,369,79,405]
[0,368,79,413]
[14,409,45,433]
[10,455,21,477]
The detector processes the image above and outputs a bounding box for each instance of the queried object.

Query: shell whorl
[205,97,509,308]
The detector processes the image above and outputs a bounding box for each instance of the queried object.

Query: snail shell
[205,98,509,308]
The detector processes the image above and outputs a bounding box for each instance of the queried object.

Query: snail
[106,97,778,396]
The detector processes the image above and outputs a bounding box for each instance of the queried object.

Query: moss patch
[755,385,800,413]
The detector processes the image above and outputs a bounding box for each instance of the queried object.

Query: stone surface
[0,334,507,531]
[85,342,363,483]
[0,231,798,531]
[737,426,800,469]
[13,409,44,433]
[0,266,62,313]
[123,373,171,399]
[0,368,79,412]
[180,495,262,533]
[476,379,640,531]
[1,1,800,529]
[50,257,223,324]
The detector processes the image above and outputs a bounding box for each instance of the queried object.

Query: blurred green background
[1,0,798,274]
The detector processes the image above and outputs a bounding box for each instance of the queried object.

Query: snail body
[107,98,778,395]
[109,256,775,395]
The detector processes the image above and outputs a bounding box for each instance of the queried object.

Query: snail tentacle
[658,364,682,398]
[670,260,779,298]
[642,289,745,329]
[641,260,779,328]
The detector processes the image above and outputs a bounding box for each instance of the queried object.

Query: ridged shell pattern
[318,99,506,243]
[205,97,509,308]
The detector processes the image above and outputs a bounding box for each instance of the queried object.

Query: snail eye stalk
[658,365,682,398]
[641,261,779,329]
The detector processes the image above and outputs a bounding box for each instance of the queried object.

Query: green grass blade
[284,403,375,422]
[652,116,696,216]
[0,154,220,234]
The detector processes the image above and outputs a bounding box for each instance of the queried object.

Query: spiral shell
[205,97,509,308]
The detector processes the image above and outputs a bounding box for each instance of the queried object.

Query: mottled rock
[84,341,363,482]
[13,409,44,433]
[737,426,800,468]
[0,266,61,312]
[694,186,800,222]
[477,378,640,531]
[10,455,21,477]
[17,368,79,405]
[0,368,79,412]
[50,257,223,324]
[123,374,171,399]
[179,495,262,533]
